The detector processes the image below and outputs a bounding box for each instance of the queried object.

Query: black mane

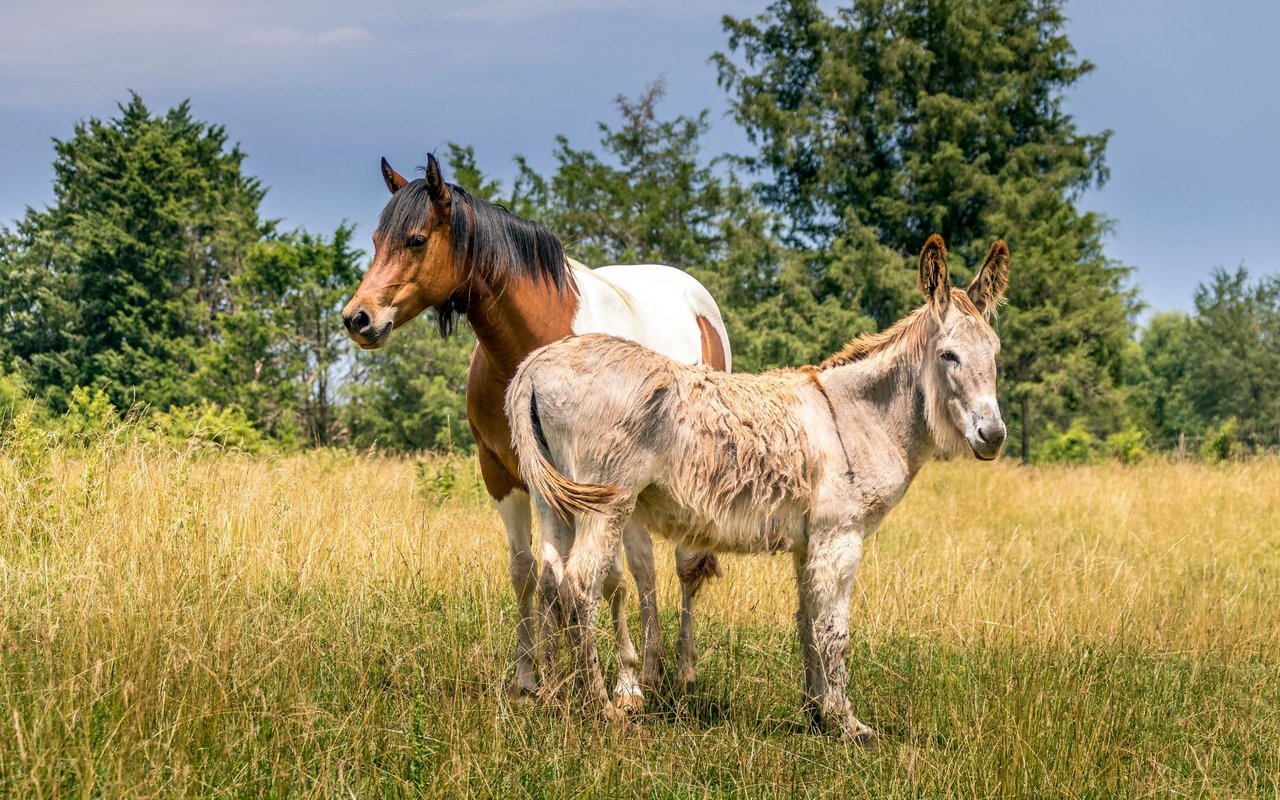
[376,178,570,336]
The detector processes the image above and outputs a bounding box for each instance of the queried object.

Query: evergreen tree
[1185,267,1280,447]
[0,93,267,410]
[715,0,1137,459]
[512,79,726,269]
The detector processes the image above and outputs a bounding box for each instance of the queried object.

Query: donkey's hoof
[614,690,644,715]
[842,720,878,749]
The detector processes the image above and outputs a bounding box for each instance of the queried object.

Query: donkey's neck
[463,270,580,378]
[819,352,936,480]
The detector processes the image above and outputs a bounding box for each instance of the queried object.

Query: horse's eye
[941,350,960,365]
[406,234,427,248]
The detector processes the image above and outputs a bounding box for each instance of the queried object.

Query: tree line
[1,0,1275,462]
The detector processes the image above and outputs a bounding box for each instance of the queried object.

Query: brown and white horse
[341,154,730,706]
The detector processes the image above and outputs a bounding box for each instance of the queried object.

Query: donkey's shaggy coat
[507,235,1010,741]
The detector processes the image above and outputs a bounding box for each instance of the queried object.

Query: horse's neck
[464,271,580,378]
[819,354,935,476]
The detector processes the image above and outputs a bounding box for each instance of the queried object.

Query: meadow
[2,432,1278,798]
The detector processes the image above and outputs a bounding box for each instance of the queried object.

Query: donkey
[506,234,1009,741]
[341,154,729,709]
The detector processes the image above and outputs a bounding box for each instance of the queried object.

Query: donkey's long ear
[919,233,951,320]
[381,157,409,194]
[425,153,451,208]
[966,240,1010,319]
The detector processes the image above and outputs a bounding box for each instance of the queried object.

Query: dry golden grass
[2,436,1278,797]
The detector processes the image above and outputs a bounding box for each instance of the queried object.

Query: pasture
[2,436,1278,797]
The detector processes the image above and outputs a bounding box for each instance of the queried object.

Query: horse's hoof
[505,681,539,707]
[603,701,640,734]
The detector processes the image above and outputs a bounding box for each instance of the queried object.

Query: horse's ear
[425,153,450,207]
[381,157,409,194]
[918,233,951,319]
[967,240,1010,319]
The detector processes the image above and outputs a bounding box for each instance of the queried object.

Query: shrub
[60,386,120,442]
[1104,425,1149,465]
[149,402,265,453]
[1034,422,1100,464]
[1200,417,1243,462]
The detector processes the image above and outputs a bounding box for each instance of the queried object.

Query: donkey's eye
[941,350,960,365]
[406,234,427,248]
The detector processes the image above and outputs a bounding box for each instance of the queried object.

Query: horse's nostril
[977,427,989,443]
[351,309,371,332]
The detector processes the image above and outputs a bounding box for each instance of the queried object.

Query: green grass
[2,437,1278,797]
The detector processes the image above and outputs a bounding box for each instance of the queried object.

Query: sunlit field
[2,435,1278,798]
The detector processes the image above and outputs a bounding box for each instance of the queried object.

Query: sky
[0,0,1276,313]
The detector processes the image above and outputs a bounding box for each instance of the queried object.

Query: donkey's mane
[819,289,985,371]
[377,177,570,335]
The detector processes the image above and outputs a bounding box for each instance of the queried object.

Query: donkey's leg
[792,550,820,718]
[797,532,875,744]
[563,505,632,722]
[623,521,664,693]
[534,496,572,697]
[495,489,538,703]
[603,549,644,712]
[674,547,720,692]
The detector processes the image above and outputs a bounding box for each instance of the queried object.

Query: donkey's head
[342,154,464,349]
[917,235,1010,460]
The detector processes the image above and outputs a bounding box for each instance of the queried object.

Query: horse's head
[917,234,1010,460]
[342,154,464,349]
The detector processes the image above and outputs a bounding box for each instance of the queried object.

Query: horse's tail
[506,369,621,519]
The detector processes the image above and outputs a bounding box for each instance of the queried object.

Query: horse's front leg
[563,503,633,724]
[493,487,538,703]
[796,530,876,745]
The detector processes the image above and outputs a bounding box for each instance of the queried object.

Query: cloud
[222,25,373,48]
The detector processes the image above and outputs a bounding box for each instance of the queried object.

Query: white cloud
[223,25,373,48]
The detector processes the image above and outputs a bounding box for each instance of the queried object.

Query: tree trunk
[1020,396,1031,465]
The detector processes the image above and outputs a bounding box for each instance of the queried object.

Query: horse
[341,153,731,709]
[506,234,1009,742]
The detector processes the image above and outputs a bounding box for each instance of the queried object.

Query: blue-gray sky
[1,0,1276,312]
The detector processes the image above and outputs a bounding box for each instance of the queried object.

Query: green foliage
[1136,312,1199,447]
[149,401,265,453]
[1200,417,1243,463]
[510,79,727,270]
[345,314,475,453]
[1033,422,1099,464]
[1186,268,1280,446]
[0,93,268,411]
[1103,424,1148,465]
[59,385,120,442]
[715,0,1138,459]
[204,226,364,446]
[0,369,37,424]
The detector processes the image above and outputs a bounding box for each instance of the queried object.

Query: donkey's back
[508,334,819,553]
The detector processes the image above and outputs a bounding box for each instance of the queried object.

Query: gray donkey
[506,234,1009,743]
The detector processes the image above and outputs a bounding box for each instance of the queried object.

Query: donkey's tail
[505,371,621,519]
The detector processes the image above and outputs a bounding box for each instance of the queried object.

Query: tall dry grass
[2,434,1278,797]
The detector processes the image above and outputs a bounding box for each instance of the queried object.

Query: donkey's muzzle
[972,419,1006,460]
